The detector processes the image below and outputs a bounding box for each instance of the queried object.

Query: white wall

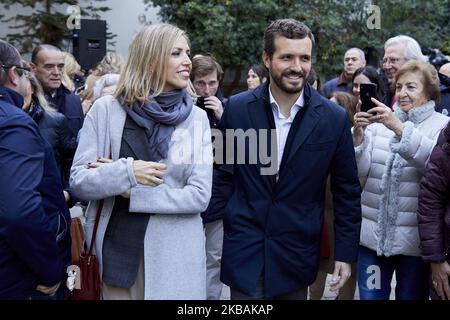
[93,0,160,58]
[0,0,160,58]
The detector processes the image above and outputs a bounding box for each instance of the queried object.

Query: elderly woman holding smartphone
[70,24,213,300]
[353,60,448,300]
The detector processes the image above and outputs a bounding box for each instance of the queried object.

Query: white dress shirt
[269,86,305,174]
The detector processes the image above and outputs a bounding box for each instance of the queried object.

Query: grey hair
[31,44,61,64]
[92,73,120,101]
[346,48,366,61]
[384,35,427,62]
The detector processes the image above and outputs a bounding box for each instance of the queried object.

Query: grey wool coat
[70,95,213,299]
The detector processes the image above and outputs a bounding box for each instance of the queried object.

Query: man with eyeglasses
[322,48,366,98]
[31,44,83,207]
[381,35,427,107]
[191,54,227,128]
[190,54,228,300]
[0,40,71,300]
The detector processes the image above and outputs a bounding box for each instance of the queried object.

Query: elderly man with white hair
[322,47,366,98]
[381,35,427,107]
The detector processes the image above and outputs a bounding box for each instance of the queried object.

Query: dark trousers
[231,276,307,300]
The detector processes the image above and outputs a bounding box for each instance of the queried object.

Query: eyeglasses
[381,57,404,66]
[1,64,31,77]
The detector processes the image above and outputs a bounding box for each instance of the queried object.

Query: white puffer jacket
[355,101,448,257]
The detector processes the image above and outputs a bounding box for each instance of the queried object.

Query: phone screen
[360,83,377,113]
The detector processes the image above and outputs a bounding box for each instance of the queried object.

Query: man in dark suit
[218,19,362,299]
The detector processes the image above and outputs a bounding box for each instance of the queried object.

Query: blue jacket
[322,74,352,98]
[0,87,71,299]
[218,82,361,297]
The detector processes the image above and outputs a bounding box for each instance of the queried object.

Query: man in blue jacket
[218,19,361,299]
[0,40,71,299]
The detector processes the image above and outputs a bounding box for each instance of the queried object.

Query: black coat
[201,89,230,223]
[28,102,77,190]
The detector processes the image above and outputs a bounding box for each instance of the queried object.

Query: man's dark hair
[0,40,22,86]
[263,19,315,58]
[31,44,61,64]
[190,54,224,82]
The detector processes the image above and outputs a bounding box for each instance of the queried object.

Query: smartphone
[196,96,216,123]
[196,96,205,109]
[360,83,377,113]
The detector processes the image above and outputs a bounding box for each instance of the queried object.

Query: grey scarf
[118,89,193,161]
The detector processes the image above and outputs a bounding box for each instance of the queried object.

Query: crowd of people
[0,16,449,301]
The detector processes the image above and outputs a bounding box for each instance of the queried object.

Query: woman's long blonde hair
[114,23,195,106]
[22,60,55,112]
[62,52,80,91]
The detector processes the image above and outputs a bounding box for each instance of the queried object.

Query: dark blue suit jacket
[0,87,71,299]
[218,82,361,298]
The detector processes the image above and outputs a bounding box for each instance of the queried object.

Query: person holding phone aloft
[352,66,385,105]
[352,60,448,300]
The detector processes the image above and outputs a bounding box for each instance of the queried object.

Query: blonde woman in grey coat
[353,60,448,300]
[70,24,213,300]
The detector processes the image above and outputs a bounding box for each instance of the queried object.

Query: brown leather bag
[70,217,85,265]
[72,200,103,300]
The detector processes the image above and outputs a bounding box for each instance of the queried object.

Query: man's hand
[204,96,224,120]
[63,190,70,203]
[431,261,450,300]
[36,281,61,296]
[329,261,352,293]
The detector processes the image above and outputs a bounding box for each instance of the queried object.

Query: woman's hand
[431,261,450,300]
[367,98,404,136]
[86,157,112,169]
[133,160,167,186]
[353,100,372,146]
[86,157,167,186]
